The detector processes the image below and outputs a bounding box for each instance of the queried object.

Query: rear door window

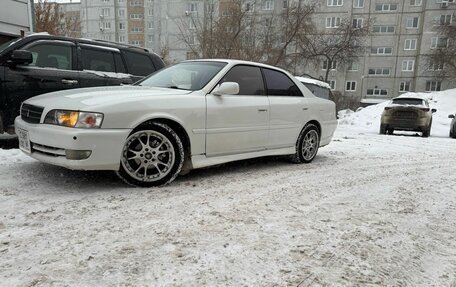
[123,51,156,76]
[81,47,116,72]
[262,68,303,97]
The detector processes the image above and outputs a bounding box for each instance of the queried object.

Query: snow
[1,90,456,286]
[338,88,456,137]
[83,70,132,79]
[295,76,331,89]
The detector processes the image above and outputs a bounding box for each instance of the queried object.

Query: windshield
[392,98,425,106]
[138,61,227,91]
[0,38,20,54]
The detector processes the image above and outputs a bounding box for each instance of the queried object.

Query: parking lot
[1,126,455,286]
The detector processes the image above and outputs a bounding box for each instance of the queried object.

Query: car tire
[387,128,394,135]
[450,129,455,139]
[379,124,387,135]
[422,127,430,138]
[290,123,320,164]
[117,122,184,187]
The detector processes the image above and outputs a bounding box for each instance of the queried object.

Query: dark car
[449,114,456,138]
[380,97,436,137]
[0,34,165,134]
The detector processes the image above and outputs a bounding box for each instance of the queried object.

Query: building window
[148,35,153,43]
[353,0,364,8]
[283,0,288,9]
[375,4,398,11]
[406,17,419,28]
[345,81,356,91]
[353,18,363,28]
[329,80,336,90]
[103,22,111,29]
[410,0,422,5]
[436,15,452,26]
[130,14,143,20]
[130,0,141,6]
[263,0,274,10]
[188,2,198,13]
[425,81,441,92]
[323,60,337,70]
[130,40,142,46]
[327,0,343,6]
[148,9,153,16]
[428,60,444,71]
[368,68,390,76]
[119,22,125,30]
[118,9,125,17]
[373,25,395,33]
[347,61,359,71]
[371,47,393,55]
[148,21,154,29]
[402,60,415,71]
[118,0,125,2]
[102,0,110,3]
[101,8,110,17]
[131,27,143,32]
[399,81,410,92]
[118,35,126,43]
[246,2,254,12]
[367,88,388,96]
[326,17,341,28]
[404,39,417,50]
[431,37,448,49]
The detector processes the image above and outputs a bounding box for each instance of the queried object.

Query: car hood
[25,86,193,110]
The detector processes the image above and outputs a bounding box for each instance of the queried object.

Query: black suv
[0,34,165,134]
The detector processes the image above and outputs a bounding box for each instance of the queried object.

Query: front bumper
[15,117,131,170]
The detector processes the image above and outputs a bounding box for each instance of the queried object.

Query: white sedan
[15,60,337,186]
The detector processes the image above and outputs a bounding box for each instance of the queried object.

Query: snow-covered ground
[1,90,456,286]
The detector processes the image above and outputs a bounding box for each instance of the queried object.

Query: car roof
[294,76,331,89]
[183,59,293,75]
[19,33,160,57]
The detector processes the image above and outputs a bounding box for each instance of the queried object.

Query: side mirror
[212,82,239,96]
[431,108,437,113]
[449,114,455,119]
[9,50,33,66]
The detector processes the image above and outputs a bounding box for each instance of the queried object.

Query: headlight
[44,110,103,128]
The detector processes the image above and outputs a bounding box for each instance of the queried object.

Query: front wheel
[290,124,320,164]
[117,123,184,187]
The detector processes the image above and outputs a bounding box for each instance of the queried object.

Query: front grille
[32,142,65,157]
[392,110,418,120]
[21,104,44,124]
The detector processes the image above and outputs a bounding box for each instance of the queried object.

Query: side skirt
[191,147,295,169]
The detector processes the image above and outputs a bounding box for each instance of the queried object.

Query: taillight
[384,107,391,111]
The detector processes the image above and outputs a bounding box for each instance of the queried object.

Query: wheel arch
[131,117,193,173]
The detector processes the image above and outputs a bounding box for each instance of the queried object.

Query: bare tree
[296,18,370,82]
[175,0,317,68]
[35,0,81,38]
[429,23,456,79]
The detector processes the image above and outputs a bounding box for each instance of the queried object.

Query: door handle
[258,109,268,112]
[62,79,78,85]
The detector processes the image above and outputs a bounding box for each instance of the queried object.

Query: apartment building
[301,0,456,104]
[77,0,455,103]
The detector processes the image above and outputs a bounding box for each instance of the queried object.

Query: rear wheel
[450,129,455,139]
[379,124,387,135]
[422,121,432,138]
[290,124,320,164]
[117,123,184,187]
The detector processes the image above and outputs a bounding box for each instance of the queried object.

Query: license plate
[17,128,31,153]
